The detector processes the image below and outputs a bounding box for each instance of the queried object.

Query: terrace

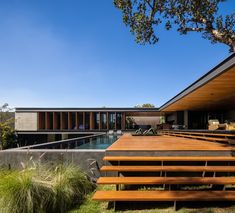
[93,133,235,211]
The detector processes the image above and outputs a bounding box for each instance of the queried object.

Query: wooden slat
[100,165,235,172]
[103,156,235,162]
[92,190,235,201]
[171,134,228,142]
[162,66,235,111]
[97,177,235,185]
[162,131,235,138]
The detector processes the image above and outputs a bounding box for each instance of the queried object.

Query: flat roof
[15,107,160,112]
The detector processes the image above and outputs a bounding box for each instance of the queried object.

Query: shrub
[0,164,94,213]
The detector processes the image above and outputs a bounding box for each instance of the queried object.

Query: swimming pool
[78,134,119,149]
[22,134,120,150]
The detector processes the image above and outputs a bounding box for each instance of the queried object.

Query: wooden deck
[107,134,235,151]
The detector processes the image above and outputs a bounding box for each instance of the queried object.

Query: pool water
[78,135,119,149]
[29,134,120,150]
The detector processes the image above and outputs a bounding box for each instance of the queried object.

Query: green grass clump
[0,164,94,213]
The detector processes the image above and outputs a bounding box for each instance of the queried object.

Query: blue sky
[0,1,233,108]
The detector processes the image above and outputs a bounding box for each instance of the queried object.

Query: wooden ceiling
[162,65,235,112]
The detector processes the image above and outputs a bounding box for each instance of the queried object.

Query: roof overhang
[160,53,235,112]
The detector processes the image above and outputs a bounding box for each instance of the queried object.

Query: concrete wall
[131,116,160,127]
[0,149,105,178]
[15,112,37,131]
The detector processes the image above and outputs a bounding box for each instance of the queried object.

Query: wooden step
[171,134,228,142]
[92,190,235,201]
[97,177,235,185]
[103,156,235,162]
[163,131,235,138]
[100,165,235,172]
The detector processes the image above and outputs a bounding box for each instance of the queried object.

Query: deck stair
[161,130,235,144]
[92,155,235,211]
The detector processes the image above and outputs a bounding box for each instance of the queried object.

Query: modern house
[15,53,235,143]
[15,107,162,144]
[162,53,235,129]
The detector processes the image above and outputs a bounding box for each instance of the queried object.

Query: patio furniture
[208,119,220,130]
[116,130,122,135]
[108,130,114,135]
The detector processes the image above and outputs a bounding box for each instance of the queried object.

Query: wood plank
[92,190,235,201]
[103,156,235,162]
[180,135,227,142]
[170,131,235,138]
[97,177,235,185]
[168,134,228,142]
[162,131,235,137]
[100,165,235,172]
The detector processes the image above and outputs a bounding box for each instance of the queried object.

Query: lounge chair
[135,128,143,135]
[116,130,122,135]
[143,128,156,135]
[108,130,114,135]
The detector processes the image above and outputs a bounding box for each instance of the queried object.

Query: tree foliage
[0,103,16,149]
[114,0,235,51]
[135,103,155,107]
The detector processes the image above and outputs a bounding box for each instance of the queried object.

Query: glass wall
[109,113,116,129]
[101,113,107,129]
[61,112,68,129]
[94,112,100,129]
[78,112,84,130]
[116,112,122,129]
[69,112,76,129]
[54,112,61,130]
[85,112,90,130]
[47,112,53,130]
